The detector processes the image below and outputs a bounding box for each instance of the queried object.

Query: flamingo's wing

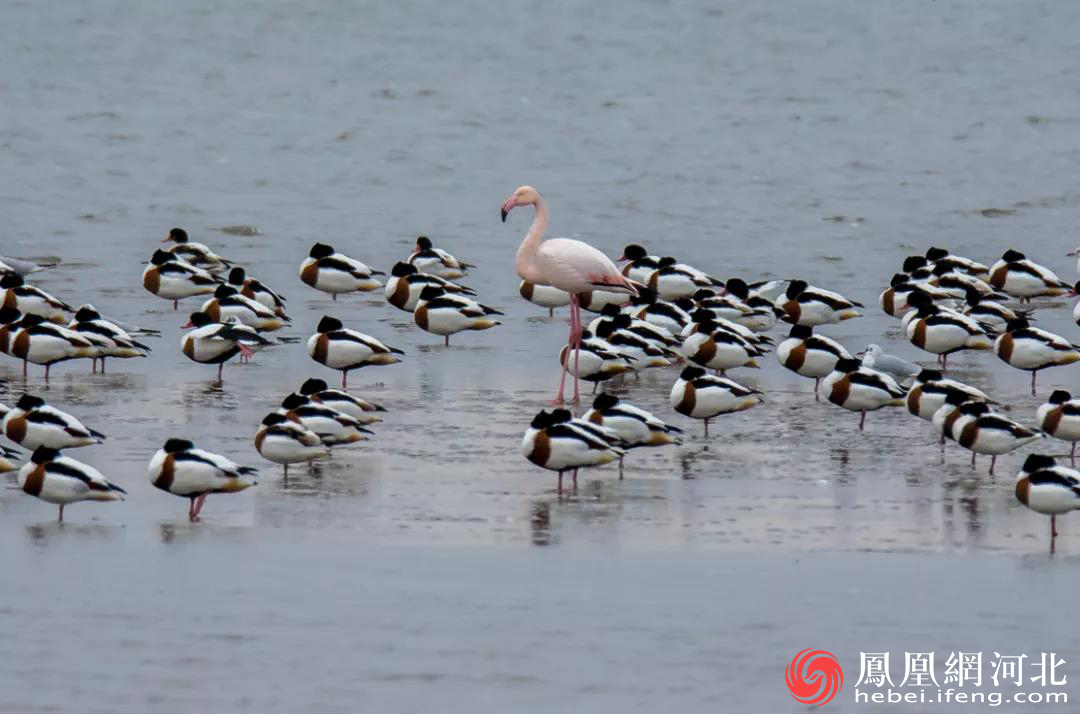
[536,238,633,294]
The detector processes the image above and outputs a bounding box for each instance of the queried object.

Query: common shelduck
[925,246,990,279]
[2,394,106,450]
[963,287,1027,330]
[906,369,992,422]
[522,408,624,491]
[691,288,754,322]
[0,307,24,354]
[68,305,151,372]
[162,228,233,274]
[385,262,476,313]
[994,317,1080,394]
[818,357,906,431]
[927,262,1004,301]
[518,280,571,317]
[277,393,374,446]
[307,315,403,388]
[930,391,979,445]
[594,314,674,369]
[414,286,502,346]
[625,290,692,336]
[647,256,724,300]
[1038,391,1080,464]
[407,236,473,279]
[181,311,274,381]
[950,400,1044,474]
[0,444,21,473]
[142,249,220,309]
[0,273,72,324]
[779,280,862,326]
[776,324,851,399]
[299,243,384,299]
[589,304,681,349]
[988,249,1074,302]
[617,244,663,284]
[148,438,257,521]
[670,365,762,437]
[18,446,125,521]
[901,254,936,281]
[9,313,95,378]
[683,308,772,351]
[879,275,956,318]
[254,413,328,474]
[297,377,386,424]
[227,266,287,317]
[1015,454,1080,549]
[680,318,761,375]
[582,393,682,476]
[577,289,631,313]
[722,278,785,331]
[858,344,920,383]
[904,292,993,369]
[201,284,289,331]
[558,331,634,388]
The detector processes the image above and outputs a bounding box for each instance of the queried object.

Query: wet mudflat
[3,0,1080,711]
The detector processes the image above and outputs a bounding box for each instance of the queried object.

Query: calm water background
[3,0,1080,711]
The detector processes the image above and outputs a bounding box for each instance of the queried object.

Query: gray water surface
[3,0,1080,711]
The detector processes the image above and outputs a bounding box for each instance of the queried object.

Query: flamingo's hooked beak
[500,197,518,223]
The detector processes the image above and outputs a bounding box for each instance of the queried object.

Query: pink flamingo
[502,185,637,404]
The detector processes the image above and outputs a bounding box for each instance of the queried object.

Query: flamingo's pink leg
[571,296,581,404]
[551,294,575,405]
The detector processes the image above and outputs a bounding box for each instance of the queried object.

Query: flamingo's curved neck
[515,196,549,282]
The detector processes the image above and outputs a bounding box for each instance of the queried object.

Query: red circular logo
[785,649,843,706]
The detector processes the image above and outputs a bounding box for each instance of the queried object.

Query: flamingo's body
[502,186,636,404]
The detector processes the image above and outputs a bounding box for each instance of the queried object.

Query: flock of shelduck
[2,190,1080,553]
[502,186,1080,550]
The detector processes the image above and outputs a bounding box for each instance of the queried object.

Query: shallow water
[3,0,1080,711]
